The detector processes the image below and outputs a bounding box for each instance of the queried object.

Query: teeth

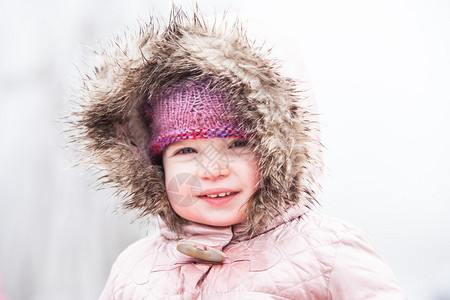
[205,192,232,198]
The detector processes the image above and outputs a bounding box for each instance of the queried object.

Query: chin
[195,215,247,227]
[172,206,247,227]
[201,220,235,227]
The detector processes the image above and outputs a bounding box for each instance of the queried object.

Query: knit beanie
[146,76,248,158]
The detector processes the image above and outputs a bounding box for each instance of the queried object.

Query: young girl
[73,7,406,299]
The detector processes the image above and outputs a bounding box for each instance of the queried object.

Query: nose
[196,158,230,180]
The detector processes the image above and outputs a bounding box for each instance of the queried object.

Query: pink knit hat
[146,76,248,158]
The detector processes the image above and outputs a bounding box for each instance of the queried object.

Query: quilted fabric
[99,207,406,299]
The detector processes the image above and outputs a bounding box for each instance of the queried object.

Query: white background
[0,0,449,299]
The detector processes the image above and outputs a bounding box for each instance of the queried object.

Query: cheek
[165,170,201,208]
[245,157,261,190]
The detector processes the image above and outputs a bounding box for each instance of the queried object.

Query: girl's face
[162,137,260,226]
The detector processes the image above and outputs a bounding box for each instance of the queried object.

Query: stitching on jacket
[206,290,291,299]
[301,218,330,293]
[325,227,354,299]
[287,281,311,300]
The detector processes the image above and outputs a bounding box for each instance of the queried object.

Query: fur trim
[70,6,322,238]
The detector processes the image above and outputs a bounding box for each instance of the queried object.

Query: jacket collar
[160,204,309,244]
[159,219,235,250]
[151,204,310,271]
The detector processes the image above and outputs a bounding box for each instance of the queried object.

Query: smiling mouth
[204,191,234,198]
[197,191,239,204]
[197,191,239,203]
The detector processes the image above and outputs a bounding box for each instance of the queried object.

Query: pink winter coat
[99,206,406,299]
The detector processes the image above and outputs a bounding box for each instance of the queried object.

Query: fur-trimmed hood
[71,7,322,238]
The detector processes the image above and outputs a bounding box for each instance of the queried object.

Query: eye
[230,140,248,148]
[176,147,197,155]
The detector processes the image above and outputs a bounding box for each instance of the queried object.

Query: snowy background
[0,0,449,299]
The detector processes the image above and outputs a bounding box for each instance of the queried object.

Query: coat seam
[325,227,354,299]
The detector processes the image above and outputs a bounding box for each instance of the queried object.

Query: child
[73,7,406,299]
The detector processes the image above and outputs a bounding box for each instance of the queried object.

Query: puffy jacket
[71,6,406,299]
[99,206,406,299]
